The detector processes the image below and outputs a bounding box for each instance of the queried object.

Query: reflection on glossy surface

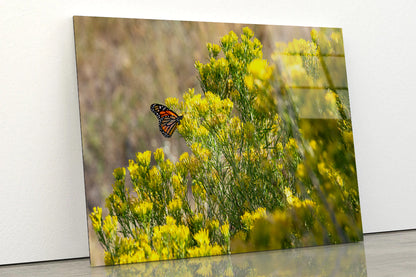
[105,242,367,276]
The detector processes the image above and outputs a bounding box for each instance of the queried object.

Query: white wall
[1,0,415,265]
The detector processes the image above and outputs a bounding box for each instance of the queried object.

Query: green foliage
[90,27,362,265]
[177,28,302,235]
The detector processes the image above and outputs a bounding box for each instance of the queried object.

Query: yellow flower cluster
[192,180,206,201]
[152,216,191,260]
[220,222,230,240]
[102,214,118,241]
[207,42,221,58]
[284,186,315,208]
[165,97,179,110]
[97,212,232,265]
[128,151,152,185]
[233,199,317,252]
[136,151,151,167]
[190,143,211,163]
[112,167,126,180]
[241,207,267,231]
[90,207,102,232]
[168,197,183,219]
[188,229,223,257]
[132,200,153,223]
[176,89,233,141]
[91,146,234,265]
[154,147,164,163]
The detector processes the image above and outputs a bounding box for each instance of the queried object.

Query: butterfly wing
[150,103,182,137]
[159,115,180,137]
[151,103,179,118]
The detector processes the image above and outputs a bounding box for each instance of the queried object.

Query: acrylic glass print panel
[73,16,363,266]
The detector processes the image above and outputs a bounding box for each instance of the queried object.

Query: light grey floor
[0,230,415,276]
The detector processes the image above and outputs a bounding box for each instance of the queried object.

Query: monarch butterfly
[150,103,183,138]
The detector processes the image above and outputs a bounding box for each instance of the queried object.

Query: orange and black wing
[150,104,183,138]
[150,103,178,119]
[159,115,180,137]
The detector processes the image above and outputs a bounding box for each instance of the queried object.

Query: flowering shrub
[89,27,362,265]
[90,151,231,265]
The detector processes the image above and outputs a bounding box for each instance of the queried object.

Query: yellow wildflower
[127,159,139,179]
[168,198,183,214]
[220,222,230,239]
[317,162,327,176]
[241,207,267,231]
[159,158,174,177]
[112,167,125,180]
[221,31,238,48]
[191,142,211,162]
[194,229,210,247]
[165,97,179,108]
[196,125,209,137]
[285,138,298,150]
[284,187,295,205]
[242,27,254,39]
[136,151,151,167]
[296,163,307,178]
[133,200,153,221]
[104,251,113,265]
[166,215,176,226]
[154,148,164,163]
[192,213,204,231]
[172,174,185,198]
[207,42,221,57]
[90,207,102,232]
[192,181,207,201]
[149,166,162,189]
[209,219,219,231]
[247,59,273,81]
[211,244,223,256]
[102,215,118,240]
